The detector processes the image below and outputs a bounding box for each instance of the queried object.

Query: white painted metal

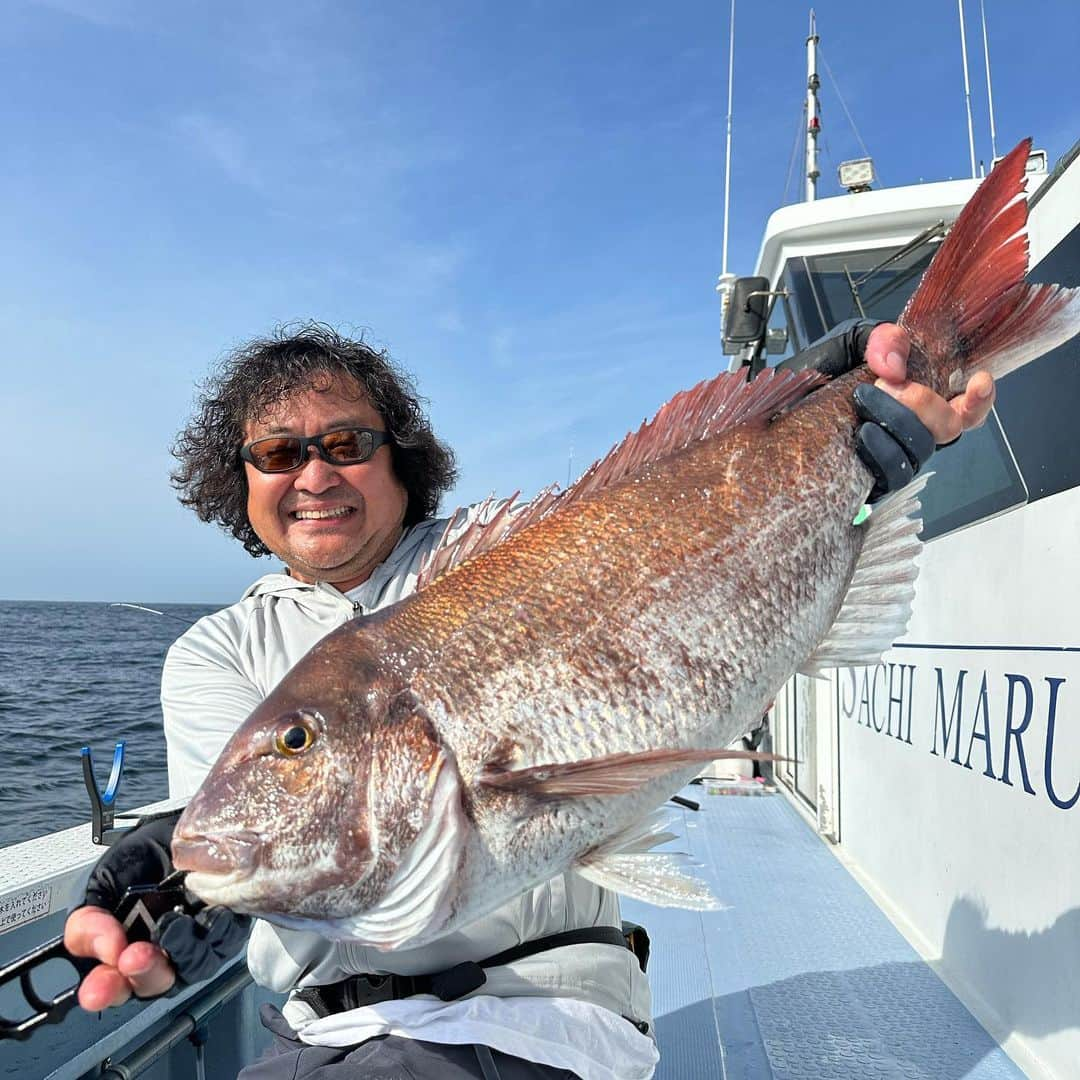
[0,797,184,933]
[721,0,736,276]
[958,0,978,177]
[979,0,999,162]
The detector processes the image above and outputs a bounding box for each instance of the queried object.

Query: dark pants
[238,1003,581,1080]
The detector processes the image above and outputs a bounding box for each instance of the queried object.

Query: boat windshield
[784,241,939,343]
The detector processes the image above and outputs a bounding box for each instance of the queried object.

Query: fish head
[173,643,466,946]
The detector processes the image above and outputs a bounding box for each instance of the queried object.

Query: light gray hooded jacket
[161,510,653,1030]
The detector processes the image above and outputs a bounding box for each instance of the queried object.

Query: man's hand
[62,810,250,1012]
[64,811,180,1010]
[64,905,176,1010]
[804,319,997,500]
[862,323,996,443]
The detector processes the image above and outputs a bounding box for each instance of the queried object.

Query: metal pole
[805,10,820,202]
[957,0,977,177]
[721,0,736,275]
[979,0,998,162]
[97,966,253,1079]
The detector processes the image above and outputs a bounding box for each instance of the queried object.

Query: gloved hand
[154,905,252,985]
[797,318,938,502]
[67,809,250,1009]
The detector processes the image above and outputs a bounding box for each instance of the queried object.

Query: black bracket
[668,794,700,812]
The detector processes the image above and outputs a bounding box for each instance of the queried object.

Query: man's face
[243,374,408,592]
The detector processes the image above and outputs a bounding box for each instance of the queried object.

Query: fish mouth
[172,831,263,878]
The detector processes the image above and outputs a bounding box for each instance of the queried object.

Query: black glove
[798,318,937,502]
[82,809,251,990]
[155,905,252,985]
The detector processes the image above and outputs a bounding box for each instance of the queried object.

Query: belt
[296,924,632,1017]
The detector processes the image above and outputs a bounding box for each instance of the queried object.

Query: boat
[714,14,1080,1076]
[2,13,1077,1079]
[755,134,1080,1080]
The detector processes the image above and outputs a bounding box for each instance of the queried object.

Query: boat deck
[621,790,1025,1080]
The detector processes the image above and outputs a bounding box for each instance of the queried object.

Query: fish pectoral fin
[575,814,722,910]
[477,746,775,799]
[801,472,931,675]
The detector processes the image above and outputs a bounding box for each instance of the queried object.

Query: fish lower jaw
[184,870,259,908]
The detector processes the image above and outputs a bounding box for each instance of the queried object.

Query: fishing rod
[109,602,196,627]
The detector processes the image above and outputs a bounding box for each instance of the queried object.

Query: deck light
[838,157,875,193]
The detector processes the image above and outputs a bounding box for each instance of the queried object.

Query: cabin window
[775,676,817,811]
[750,292,799,375]
[775,230,1080,540]
[992,221,1080,502]
[916,415,1027,539]
[786,243,938,328]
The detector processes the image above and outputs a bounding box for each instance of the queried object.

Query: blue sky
[4,0,1078,603]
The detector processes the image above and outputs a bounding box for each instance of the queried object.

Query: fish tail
[899,137,1080,398]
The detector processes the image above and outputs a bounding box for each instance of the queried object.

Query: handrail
[96,965,253,1080]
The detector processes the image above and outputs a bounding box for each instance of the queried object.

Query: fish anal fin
[575,812,722,910]
[576,854,722,910]
[477,746,776,800]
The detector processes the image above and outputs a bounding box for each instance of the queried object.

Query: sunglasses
[240,426,393,474]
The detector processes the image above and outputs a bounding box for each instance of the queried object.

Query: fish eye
[273,710,322,757]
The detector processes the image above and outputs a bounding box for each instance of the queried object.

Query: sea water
[0,600,219,849]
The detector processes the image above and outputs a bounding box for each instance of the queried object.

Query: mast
[804,9,820,202]
[957,0,978,177]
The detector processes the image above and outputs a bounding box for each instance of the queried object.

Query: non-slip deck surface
[621,793,1025,1080]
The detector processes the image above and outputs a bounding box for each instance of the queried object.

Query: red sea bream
[173,140,1080,950]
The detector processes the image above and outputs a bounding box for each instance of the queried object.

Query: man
[64,321,994,1078]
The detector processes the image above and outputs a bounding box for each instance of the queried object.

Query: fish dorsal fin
[418,366,823,590]
[801,473,931,675]
[416,488,562,590]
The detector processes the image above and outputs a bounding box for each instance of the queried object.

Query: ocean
[0,599,220,849]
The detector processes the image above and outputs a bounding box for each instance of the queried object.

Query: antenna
[716,0,738,352]
[720,0,736,276]
[957,0,978,178]
[804,10,820,203]
[979,0,998,162]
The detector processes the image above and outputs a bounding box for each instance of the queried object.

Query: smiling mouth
[290,507,356,521]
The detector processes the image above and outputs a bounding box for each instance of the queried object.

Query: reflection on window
[918,414,1027,540]
[994,220,1080,502]
[762,293,797,369]
[799,244,938,327]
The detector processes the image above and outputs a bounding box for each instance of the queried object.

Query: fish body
[174,140,1080,949]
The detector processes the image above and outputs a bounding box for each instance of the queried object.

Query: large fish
[173,139,1080,949]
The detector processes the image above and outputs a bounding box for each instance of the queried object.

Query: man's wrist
[798,319,881,379]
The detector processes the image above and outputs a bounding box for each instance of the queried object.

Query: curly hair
[171,323,458,557]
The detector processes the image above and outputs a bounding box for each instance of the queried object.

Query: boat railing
[0,800,280,1079]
